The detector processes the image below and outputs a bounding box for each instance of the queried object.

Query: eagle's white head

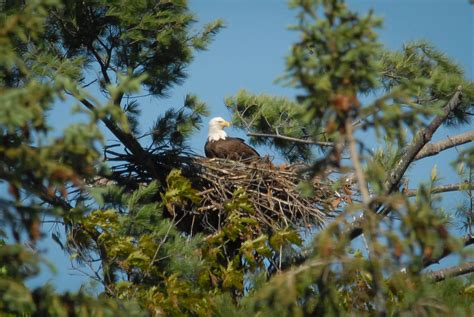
[208,117,230,141]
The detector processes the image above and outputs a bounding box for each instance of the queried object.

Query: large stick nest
[103,150,339,235]
[176,157,337,234]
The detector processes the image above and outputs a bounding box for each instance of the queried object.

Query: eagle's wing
[227,137,259,159]
[205,137,259,160]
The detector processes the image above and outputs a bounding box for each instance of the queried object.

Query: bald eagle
[204,117,259,160]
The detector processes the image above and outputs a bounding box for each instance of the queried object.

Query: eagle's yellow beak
[222,120,231,128]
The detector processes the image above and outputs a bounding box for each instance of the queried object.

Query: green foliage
[0,0,103,238]
[1,0,473,316]
[0,241,144,316]
[212,191,469,316]
[152,94,209,152]
[45,0,223,96]
[381,41,474,127]
[220,0,473,316]
[364,143,402,195]
[160,169,201,215]
[434,277,474,315]
[229,5,473,150]
[286,0,382,133]
[225,89,315,162]
[1,0,221,315]
[69,181,213,316]
[365,41,474,145]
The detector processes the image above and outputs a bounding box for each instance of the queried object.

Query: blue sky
[28,0,473,292]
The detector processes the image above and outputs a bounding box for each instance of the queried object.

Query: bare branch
[80,99,140,154]
[263,233,474,273]
[425,261,474,282]
[406,182,474,197]
[247,132,334,147]
[81,78,97,88]
[87,44,111,85]
[415,130,474,161]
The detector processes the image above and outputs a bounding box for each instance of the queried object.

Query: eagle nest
[102,151,340,235]
[174,157,338,235]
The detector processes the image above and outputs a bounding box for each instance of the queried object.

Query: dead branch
[406,182,474,197]
[415,130,474,161]
[247,132,334,147]
[425,261,474,282]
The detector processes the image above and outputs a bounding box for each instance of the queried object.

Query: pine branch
[79,99,141,154]
[425,261,474,282]
[8,170,74,211]
[406,182,474,197]
[247,132,334,147]
[79,98,158,178]
[414,130,474,161]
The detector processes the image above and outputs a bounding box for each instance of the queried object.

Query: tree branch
[246,132,334,147]
[406,182,474,197]
[79,98,158,178]
[345,119,370,204]
[87,44,111,85]
[423,235,474,268]
[425,261,474,282]
[415,130,474,161]
[87,43,126,106]
[347,87,464,240]
[345,118,386,315]
[385,87,463,193]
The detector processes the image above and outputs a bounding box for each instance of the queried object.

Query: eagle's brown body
[205,137,259,160]
[205,117,259,160]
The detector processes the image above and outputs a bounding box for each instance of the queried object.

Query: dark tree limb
[79,98,158,178]
[415,130,474,161]
[406,182,474,197]
[425,261,474,282]
[88,44,111,85]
